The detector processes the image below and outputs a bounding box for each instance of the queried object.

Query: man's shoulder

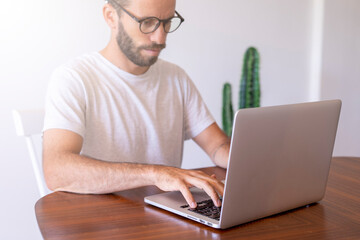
[51,52,106,84]
[57,52,101,74]
[50,52,105,90]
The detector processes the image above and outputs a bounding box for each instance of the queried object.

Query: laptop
[144,100,342,229]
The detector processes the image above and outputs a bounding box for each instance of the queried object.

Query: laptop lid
[220,99,341,228]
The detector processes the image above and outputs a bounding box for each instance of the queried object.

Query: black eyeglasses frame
[109,0,185,34]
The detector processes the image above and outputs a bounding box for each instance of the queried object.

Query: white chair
[12,109,51,197]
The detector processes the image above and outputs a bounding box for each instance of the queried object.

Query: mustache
[139,43,166,50]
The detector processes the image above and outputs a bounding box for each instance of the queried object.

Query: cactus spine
[222,47,260,137]
[239,47,260,109]
[222,83,234,137]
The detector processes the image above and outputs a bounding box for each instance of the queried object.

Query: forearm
[42,129,225,207]
[193,123,231,169]
[44,149,225,209]
[44,152,156,194]
[211,140,230,169]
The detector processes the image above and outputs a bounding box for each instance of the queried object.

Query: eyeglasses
[108,0,184,34]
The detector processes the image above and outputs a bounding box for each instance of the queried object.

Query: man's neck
[100,41,150,76]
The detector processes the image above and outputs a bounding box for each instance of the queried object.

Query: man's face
[116,20,166,67]
[115,0,176,67]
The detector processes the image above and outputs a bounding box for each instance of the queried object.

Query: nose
[149,23,167,44]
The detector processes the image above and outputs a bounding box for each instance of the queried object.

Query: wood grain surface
[35,157,360,240]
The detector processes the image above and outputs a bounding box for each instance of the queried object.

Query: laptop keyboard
[180,199,221,221]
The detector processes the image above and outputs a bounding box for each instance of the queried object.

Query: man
[43,0,230,209]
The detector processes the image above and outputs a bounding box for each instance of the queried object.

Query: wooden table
[35,157,360,239]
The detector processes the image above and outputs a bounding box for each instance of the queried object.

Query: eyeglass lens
[140,17,182,33]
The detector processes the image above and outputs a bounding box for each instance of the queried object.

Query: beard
[116,21,166,67]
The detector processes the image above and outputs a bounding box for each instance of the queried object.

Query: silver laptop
[145,100,341,229]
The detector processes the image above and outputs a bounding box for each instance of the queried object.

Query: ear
[103,3,118,30]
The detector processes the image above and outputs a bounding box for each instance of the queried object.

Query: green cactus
[222,83,234,137]
[239,47,260,109]
[222,47,260,136]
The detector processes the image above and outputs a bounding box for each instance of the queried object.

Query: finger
[188,177,222,207]
[189,170,220,184]
[195,176,224,198]
[189,171,224,197]
[179,185,197,208]
[211,179,225,197]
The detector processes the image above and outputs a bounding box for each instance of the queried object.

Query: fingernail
[217,199,222,207]
[190,202,197,208]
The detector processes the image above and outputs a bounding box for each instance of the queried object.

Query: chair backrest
[12,109,51,197]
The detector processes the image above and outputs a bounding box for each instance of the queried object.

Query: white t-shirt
[44,52,215,167]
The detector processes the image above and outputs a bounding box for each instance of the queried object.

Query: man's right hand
[151,166,224,208]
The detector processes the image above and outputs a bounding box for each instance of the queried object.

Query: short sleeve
[43,66,86,137]
[182,73,215,140]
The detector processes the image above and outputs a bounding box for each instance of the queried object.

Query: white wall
[0,1,108,239]
[320,0,360,156]
[171,0,315,169]
[0,0,357,239]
